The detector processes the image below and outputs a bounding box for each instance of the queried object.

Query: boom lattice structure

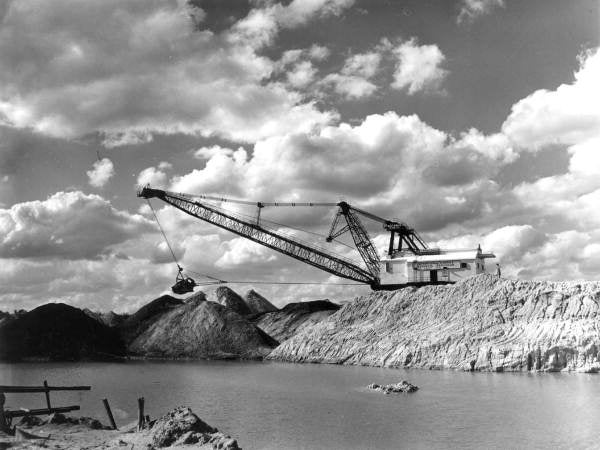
[138,187,376,286]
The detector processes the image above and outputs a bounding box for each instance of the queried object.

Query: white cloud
[0,191,154,260]
[391,38,448,95]
[320,51,381,99]
[502,48,600,150]
[287,61,318,89]
[308,44,330,61]
[216,238,278,268]
[137,166,168,189]
[168,111,515,232]
[457,0,504,24]
[0,0,341,145]
[87,158,115,188]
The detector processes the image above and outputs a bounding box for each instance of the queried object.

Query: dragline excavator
[137,185,484,294]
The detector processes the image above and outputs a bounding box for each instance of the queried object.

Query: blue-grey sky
[0,0,598,312]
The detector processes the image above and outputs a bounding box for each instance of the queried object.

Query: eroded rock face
[269,275,600,372]
[151,407,239,449]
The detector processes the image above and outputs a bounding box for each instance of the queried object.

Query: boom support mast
[138,187,377,287]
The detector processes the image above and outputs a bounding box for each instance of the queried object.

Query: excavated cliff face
[269,274,600,372]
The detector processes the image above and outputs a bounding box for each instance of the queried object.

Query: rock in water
[244,290,278,314]
[253,300,340,342]
[216,287,252,316]
[151,407,239,449]
[367,381,419,394]
[269,274,600,372]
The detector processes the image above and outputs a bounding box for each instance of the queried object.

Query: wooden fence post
[137,397,145,431]
[0,393,7,433]
[43,380,51,410]
[102,398,118,430]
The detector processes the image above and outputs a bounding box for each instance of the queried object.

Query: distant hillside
[252,300,340,342]
[0,303,125,361]
[270,275,600,372]
[126,298,277,359]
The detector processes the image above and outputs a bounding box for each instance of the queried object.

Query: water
[1,361,599,449]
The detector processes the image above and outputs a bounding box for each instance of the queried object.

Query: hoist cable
[146,199,180,268]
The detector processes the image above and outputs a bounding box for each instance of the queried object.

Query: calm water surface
[1,361,599,449]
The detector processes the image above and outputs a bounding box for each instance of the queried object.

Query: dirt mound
[244,290,278,314]
[118,295,183,343]
[83,309,127,327]
[0,303,125,361]
[253,300,340,342]
[215,286,252,316]
[127,299,277,359]
[269,275,600,372]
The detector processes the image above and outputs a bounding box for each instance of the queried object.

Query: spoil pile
[269,274,600,372]
[252,300,340,342]
[215,287,252,316]
[0,303,125,361]
[244,290,278,314]
[126,296,277,359]
[151,406,239,449]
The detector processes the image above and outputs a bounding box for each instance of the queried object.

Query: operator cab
[171,267,196,295]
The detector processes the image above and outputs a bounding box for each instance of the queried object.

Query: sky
[0,0,599,313]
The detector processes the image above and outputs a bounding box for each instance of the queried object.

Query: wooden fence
[0,381,90,432]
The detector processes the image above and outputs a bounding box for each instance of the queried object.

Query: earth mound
[151,406,239,448]
[244,290,278,314]
[269,274,600,372]
[253,300,340,342]
[127,297,277,359]
[215,286,252,316]
[118,295,184,343]
[83,309,127,327]
[0,303,126,361]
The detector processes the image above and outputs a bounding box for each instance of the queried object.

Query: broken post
[102,398,117,430]
[137,397,145,431]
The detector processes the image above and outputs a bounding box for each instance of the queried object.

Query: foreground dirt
[0,407,239,449]
[269,274,600,372]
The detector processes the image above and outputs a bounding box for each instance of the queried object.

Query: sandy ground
[0,422,217,449]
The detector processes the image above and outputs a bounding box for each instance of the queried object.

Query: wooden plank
[4,405,80,418]
[0,385,91,393]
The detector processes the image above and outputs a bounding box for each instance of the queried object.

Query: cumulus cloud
[0,191,154,260]
[87,158,115,188]
[502,48,600,150]
[169,112,515,233]
[457,0,504,24]
[0,0,344,145]
[137,166,169,189]
[391,38,448,95]
[320,51,381,99]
